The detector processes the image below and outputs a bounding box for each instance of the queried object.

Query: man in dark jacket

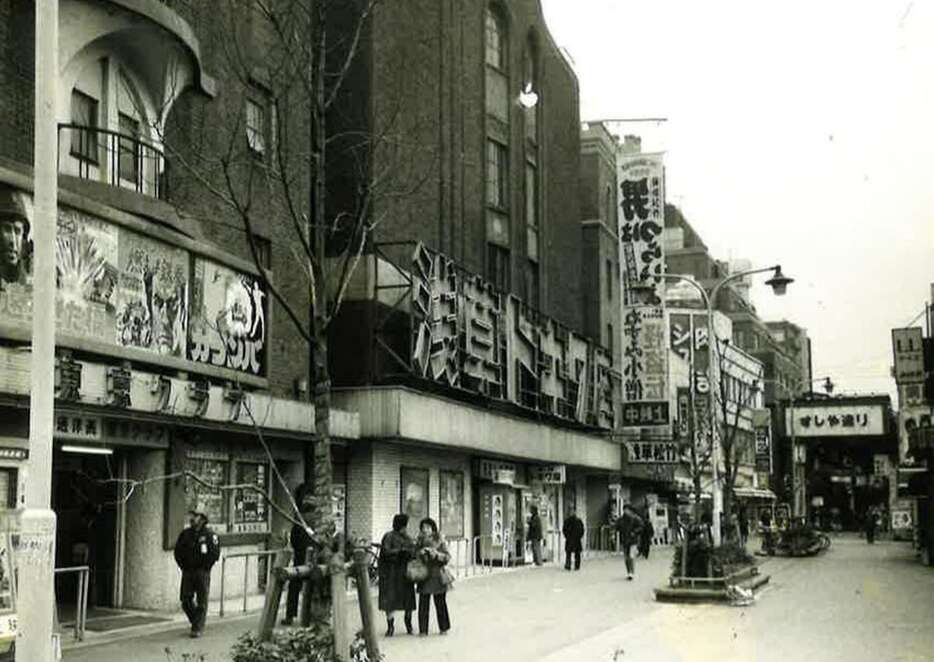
[282,507,315,625]
[527,506,544,566]
[562,509,585,571]
[174,511,220,637]
[615,504,643,580]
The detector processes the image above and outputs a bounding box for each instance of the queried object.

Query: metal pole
[790,395,800,519]
[19,1,59,660]
[706,307,722,546]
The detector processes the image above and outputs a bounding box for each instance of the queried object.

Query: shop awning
[733,487,777,500]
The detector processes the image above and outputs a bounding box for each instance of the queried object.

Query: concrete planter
[654,564,770,604]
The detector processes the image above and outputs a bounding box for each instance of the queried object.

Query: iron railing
[54,565,89,641]
[57,123,168,200]
[218,548,286,617]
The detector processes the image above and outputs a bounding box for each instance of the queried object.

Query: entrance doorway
[52,448,121,610]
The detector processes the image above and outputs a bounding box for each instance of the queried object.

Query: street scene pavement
[63,536,934,662]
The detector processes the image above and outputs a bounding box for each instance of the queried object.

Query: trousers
[417,592,450,634]
[564,549,581,570]
[623,543,636,575]
[180,569,211,632]
[531,539,543,565]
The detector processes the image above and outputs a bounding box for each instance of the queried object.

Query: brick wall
[346,440,473,544]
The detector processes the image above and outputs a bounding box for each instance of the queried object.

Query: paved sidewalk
[63,548,673,661]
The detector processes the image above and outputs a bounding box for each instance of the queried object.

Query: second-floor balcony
[57,124,167,200]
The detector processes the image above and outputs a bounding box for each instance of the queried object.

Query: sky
[542,0,934,402]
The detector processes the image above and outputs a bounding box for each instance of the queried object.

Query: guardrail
[54,565,89,641]
[218,548,287,617]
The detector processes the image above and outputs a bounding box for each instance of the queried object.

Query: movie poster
[189,258,267,376]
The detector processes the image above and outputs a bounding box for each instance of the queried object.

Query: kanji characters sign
[786,405,885,437]
[625,441,681,464]
[618,153,665,306]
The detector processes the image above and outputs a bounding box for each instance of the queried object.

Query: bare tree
[154,0,431,539]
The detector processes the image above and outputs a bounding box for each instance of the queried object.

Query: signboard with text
[892,327,925,384]
[786,405,885,437]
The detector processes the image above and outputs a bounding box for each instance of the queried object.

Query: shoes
[564,566,571,571]
[440,630,449,636]
[404,614,414,635]
[189,629,203,638]
[280,617,294,626]
[386,619,395,637]
[626,574,633,581]
[419,632,429,637]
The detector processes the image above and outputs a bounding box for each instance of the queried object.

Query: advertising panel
[617,152,665,306]
[786,405,886,437]
[400,467,430,536]
[892,327,925,384]
[439,471,465,538]
[189,258,267,376]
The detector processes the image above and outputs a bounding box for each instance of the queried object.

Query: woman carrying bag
[411,517,453,636]
[378,513,416,636]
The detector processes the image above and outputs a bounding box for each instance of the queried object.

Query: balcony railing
[57,123,168,200]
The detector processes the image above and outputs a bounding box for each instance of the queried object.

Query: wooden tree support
[254,545,380,662]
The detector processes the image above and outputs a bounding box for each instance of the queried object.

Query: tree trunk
[311,320,333,535]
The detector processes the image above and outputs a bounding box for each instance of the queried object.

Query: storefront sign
[622,401,670,427]
[406,245,615,428]
[530,465,566,484]
[892,327,925,384]
[622,306,669,425]
[626,441,680,464]
[54,414,102,441]
[332,484,346,536]
[474,459,519,481]
[493,469,516,486]
[755,427,772,472]
[787,404,885,437]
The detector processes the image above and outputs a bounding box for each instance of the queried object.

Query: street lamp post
[634,265,793,546]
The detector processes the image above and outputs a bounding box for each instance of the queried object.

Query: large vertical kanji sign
[618,153,665,307]
[618,151,667,427]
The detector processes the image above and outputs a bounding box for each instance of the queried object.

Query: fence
[54,565,89,642]
[218,549,287,617]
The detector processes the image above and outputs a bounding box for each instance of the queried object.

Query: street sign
[622,401,670,426]
[625,440,681,464]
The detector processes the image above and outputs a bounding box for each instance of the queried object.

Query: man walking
[615,504,643,580]
[562,508,585,571]
[174,511,220,637]
[527,506,544,566]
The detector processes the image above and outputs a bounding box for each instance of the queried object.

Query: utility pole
[19,1,60,661]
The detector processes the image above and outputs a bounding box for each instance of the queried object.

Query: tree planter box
[655,564,770,604]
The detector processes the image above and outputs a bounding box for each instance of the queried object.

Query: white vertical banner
[618,151,668,427]
[618,153,666,306]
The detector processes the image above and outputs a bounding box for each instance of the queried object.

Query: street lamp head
[823,377,835,394]
[765,266,793,296]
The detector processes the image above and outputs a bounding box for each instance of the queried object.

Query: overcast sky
[542,0,934,402]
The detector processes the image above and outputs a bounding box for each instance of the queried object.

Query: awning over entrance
[733,487,777,500]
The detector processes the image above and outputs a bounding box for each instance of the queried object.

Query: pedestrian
[738,509,749,547]
[173,511,220,638]
[865,509,878,544]
[282,505,314,626]
[615,503,643,580]
[639,513,654,560]
[562,508,585,571]
[414,517,452,636]
[527,505,543,566]
[378,513,416,636]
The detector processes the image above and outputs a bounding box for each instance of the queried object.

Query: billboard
[786,404,885,437]
[892,327,925,384]
[618,152,665,306]
[0,187,267,377]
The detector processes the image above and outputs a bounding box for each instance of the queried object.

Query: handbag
[406,558,428,583]
[440,566,456,589]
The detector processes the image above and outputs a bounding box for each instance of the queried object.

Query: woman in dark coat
[639,514,655,559]
[414,517,452,636]
[378,513,416,636]
[562,509,585,571]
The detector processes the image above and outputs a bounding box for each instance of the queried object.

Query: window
[605,185,614,229]
[486,140,508,209]
[607,322,614,355]
[485,9,508,122]
[70,90,99,163]
[525,162,538,261]
[487,243,511,292]
[606,261,615,300]
[246,99,266,154]
[523,39,537,141]
[118,113,140,184]
[0,469,17,509]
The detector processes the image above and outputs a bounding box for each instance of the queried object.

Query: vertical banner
[618,153,665,306]
[755,427,772,472]
[618,151,668,427]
